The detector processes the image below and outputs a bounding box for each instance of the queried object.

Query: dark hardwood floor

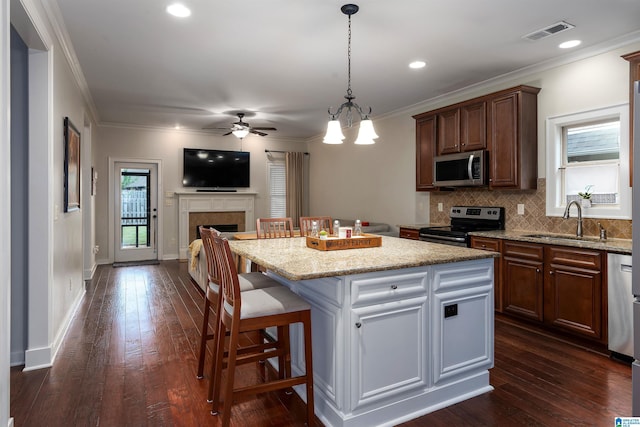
[11,261,632,426]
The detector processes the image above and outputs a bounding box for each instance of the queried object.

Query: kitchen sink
[522,233,604,242]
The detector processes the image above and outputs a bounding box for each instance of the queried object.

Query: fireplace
[177,191,256,259]
[195,224,239,239]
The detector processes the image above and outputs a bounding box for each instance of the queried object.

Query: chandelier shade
[323,4,378,145]
[232,128,249,139]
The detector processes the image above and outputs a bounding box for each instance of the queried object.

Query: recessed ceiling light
[166,3,191,18]
[559,40,581,49]
[409,61,426,69]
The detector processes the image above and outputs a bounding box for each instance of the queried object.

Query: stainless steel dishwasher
[608,253,633,359]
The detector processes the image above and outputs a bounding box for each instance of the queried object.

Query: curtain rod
[264,149,309,155]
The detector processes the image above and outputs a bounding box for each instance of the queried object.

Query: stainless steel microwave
[433,150,487,187]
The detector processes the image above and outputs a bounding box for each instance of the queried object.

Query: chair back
[256,217,294,239]
[299,216,333,236]
[199,226,221,285]
[210,233,242,319]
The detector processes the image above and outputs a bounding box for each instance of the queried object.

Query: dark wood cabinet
[488,86,540,189]
[470,236,502,312]
[503,241,544,321]
[622,50,640,187]
[399,227,420,240]
[415,116,437,190]
[501,240,606,344]
[544,246,604,342]
[413,85,538,191]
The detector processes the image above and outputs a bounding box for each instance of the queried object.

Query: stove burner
[419,206,505,247]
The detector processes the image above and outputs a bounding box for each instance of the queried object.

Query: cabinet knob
[549,270,554,275]
[481,244,487,248]
[391,284,398,290]
[355,322,362,328]
[536,268,540,273]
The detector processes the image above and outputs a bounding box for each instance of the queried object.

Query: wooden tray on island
[306,233,382,251]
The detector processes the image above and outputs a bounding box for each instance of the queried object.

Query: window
[546,104,630,219]
[267,159,286,218]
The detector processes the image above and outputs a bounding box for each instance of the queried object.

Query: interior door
[114,162,158,262]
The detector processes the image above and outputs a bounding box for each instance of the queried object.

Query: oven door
[419,232,468,247]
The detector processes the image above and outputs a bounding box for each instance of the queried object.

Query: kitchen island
[228,236,497,427]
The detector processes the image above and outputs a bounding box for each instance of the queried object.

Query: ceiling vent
[522,21,575,41]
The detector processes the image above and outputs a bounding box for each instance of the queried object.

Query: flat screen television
[182,148,250,188]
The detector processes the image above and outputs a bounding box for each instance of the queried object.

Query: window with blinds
[268,160,286,217]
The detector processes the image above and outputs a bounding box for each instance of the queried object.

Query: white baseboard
[163,253,178,260]
[10,350,24,367]
[8,417,14,427]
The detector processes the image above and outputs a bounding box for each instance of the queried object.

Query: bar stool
[299,216,333,236]
[256,217,295,239]
[209,233,315,427]
[196,227,281,402]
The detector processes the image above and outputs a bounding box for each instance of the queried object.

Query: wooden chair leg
[303,313,315,427]
[220,325,240,427]
[210,315,226,416]
[196,297,211,379]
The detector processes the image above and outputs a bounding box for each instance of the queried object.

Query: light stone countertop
[397,224,430,231]
[228,236,497,281]
[469,230,632,255]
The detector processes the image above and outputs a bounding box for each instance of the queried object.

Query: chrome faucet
[563,200,583,237]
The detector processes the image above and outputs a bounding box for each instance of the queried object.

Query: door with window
[114,162,158,262]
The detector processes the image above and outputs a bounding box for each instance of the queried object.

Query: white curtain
[285,152,307,227]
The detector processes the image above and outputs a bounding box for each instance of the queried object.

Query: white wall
[308,40,640,232]
[93,126,306,261]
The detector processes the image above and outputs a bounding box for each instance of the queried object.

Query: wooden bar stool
[209,233,315,427]
[299,216,333,236]
[196,227,282,402]
[256,217,295,239]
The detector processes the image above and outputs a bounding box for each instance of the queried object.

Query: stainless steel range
[419,206,505,247]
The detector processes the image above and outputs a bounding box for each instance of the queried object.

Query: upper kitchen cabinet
[415,115,437,190]
[431,101,487,155]
[622,50,640,187]
[413,85,539,191]
[488,86,540,189]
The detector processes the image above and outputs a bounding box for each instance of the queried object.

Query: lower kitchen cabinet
[501,240,606,344]
[399,227,420,240]
[470,236,503,312]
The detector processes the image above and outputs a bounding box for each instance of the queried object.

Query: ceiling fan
[203,113,277,138]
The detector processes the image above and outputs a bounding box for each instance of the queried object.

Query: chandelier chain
[346,14,352,98]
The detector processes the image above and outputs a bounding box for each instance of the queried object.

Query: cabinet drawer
[399,227,420,240]
[470,236,500,252]
[503,241,543,261]
[351,270,428,306]
[547,246,602,270]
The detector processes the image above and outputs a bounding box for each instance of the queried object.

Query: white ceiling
[52,0,640,139]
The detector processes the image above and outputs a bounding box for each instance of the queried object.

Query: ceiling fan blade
[223,131,232,136]
[252,127,277,131]
[250,129,268,137]
[202,126,232,130]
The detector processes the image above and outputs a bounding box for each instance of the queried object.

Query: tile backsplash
[429,179,632,239]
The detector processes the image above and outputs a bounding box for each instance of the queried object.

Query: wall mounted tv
[182,148,250,188]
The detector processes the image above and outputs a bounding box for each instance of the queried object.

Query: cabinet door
[436,109,460,155]
[350,296,428,410]
[502,242,544,322]
[461,101,486,152]
[416,116,437,191]
[544,246,604,342]
[399,227,420,240]
[470,236,502,312]
[488,92,519,188]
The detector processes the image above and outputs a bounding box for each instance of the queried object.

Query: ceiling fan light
[323,119,345,144]
[232,128,249,139]
[354,119,378,145]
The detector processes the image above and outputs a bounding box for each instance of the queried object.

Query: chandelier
[323,4,378,145]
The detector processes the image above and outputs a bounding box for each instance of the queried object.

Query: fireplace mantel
[176,191,256,259]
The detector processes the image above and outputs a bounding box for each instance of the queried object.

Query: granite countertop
[469,230,632,255]
[397,224,430,230]
[228,236,497,281]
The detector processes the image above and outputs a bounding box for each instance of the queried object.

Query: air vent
[522,20,575,41]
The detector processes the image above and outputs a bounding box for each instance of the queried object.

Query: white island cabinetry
[229,236,496,427]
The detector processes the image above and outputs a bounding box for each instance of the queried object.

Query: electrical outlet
[444,304,458,318]
[438,203,443,212]
[517,204,525,215]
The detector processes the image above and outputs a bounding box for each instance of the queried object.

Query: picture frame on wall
[64,117,81,212]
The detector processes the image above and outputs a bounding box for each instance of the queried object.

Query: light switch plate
[438,203,443,212]
[517,204,525,215]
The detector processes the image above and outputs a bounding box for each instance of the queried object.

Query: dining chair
[299,216,333,236]
[209,233,315,427]
[196,227,282,402]
[256,217,295,239]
